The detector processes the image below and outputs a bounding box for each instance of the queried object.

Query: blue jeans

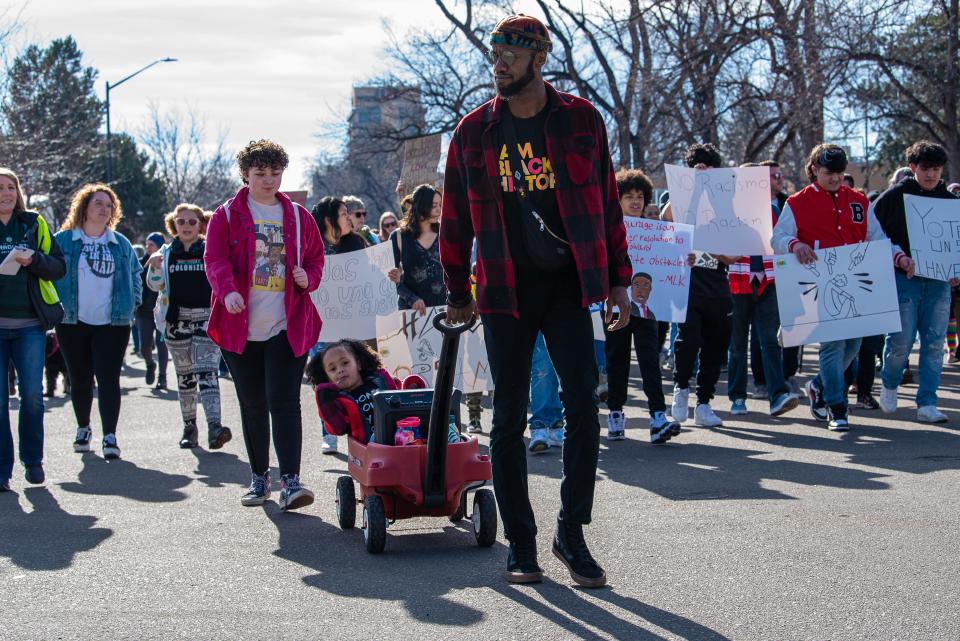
[728,284,787,402]
[881,272,951,407]
[814,338,862,408]
[0,325,47,480]
[529,333,563,429]
[594,339,606,375]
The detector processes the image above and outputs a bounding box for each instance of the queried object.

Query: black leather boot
[506,539,543,584]
[552,517,607,588]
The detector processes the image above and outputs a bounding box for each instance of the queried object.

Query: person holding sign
[772,144,908,431]
[872,140,959,423]
[440,14,631,588]
[661,144,738,429]
[389,184,446,316]
[0,168,65,490]
[205,140,324,511]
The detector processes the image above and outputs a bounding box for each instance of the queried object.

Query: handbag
[500,111,572,271]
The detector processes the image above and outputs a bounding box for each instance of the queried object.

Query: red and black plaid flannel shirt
[439,82,632,317]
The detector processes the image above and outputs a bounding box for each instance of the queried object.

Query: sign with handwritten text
[376,306,493,393]
[664,164,773,256]
[624,217,693,322]
[904,194,960,282]
[311,242,398,341]
[401,134,442,189]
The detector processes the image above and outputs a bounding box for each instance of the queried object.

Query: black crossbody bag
[500,111,572,271]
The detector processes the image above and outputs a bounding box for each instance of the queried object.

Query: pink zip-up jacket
[204,186,325,357]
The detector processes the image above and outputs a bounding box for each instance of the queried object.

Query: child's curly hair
[236,139,289,183]
[304,339,384,386]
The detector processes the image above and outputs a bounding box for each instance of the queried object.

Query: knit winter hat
[490,14,553,52]
[146,232,165,247]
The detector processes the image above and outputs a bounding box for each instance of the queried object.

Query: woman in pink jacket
[204,140,324,511]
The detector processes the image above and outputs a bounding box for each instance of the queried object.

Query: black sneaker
[505,539,543,583]
[73,426,92,452]
[0,478,9,492]
[827,404,850,432]
[855,393,879,410]
[24,464,44,484]
[552,518,607,588]
[207,423,232,450]
[241,472,271,506]
[102,434,121,459]
[179,422,198,449]
[145,362,157,386]
[805,380,828,422]
[155,376,167,391]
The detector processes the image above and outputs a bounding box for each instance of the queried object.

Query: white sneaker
[878,386,898,414]
[694,403,723,428]
[321,434,338,454]
[917,406,948,423]
[671,386,690,423]
[528,427,550,453]
[606,411,626,441]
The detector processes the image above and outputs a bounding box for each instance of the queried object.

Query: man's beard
[495,57,536,100]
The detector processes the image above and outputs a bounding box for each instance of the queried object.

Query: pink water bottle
[394,417,421,446]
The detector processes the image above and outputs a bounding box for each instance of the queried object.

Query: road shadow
[188,448,254,489]
[59,452,192,503]
[264,502,729,639]
[0,487,112,570]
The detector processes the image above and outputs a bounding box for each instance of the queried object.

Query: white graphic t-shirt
[77,231,115,325]
[247,197,287,341]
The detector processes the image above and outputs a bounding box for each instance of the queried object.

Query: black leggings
[222,332,307,478]
[56,322,130,435]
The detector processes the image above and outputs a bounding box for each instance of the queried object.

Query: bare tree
[138,104,237,209]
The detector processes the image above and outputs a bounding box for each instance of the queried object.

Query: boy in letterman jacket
[772,144,914,431]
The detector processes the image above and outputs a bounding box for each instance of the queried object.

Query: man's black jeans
[480,270,600,544]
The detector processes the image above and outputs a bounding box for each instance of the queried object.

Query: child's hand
[292,266,309,288]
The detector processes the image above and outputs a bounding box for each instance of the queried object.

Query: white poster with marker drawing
[311,242,398,341]
[664,164,773,256]
[773,239,901,347]
[903,194,960,282]
[376,306,493,393]
[624,217,694,322]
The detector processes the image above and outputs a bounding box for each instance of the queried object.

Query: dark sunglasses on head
[175,218,198,226]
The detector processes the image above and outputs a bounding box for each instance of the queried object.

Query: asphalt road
[2,348,959,641]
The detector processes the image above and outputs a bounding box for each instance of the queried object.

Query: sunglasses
[486,49,524,66]
[772,172,783,180]
[175,218,199,226]
[352,211,367,218]
[382,221,398,229]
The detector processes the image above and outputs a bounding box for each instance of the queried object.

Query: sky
[11,0,542,191]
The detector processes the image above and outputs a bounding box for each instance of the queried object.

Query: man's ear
[535,51,547,70]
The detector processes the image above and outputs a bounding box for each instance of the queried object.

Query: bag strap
[292,202,302,268]
[391,228,404,269]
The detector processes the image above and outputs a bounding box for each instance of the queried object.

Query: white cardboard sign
[664,164,773,256]
[624,217,693,322]
[903,194,960,282]
[312,242,398,341]
[773,239,901,347]
[376,306,493,393]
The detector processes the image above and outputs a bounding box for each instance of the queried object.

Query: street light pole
[105,57,177,183]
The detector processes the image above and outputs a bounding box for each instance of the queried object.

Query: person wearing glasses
[440,14,632,588]
[54,184,142,459]
[146,204,231,450]
[377,211,399,243]
[342,195,378,246]
[772,144,907,431]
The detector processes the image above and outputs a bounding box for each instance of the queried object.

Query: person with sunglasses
[146,204,231,450]
[772,144,908,431]
[377,211,399,243]
[440,14,632,588]
[343,195,378,246]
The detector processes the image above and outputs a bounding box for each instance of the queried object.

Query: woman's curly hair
[60,183,123,231]
[236,139,289,183]
[304,339,384,386]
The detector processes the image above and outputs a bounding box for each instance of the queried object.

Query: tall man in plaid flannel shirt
[440,14,632,588]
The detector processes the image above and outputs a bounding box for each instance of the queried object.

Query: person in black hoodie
[137,231,169,389]
[873,140,960,423]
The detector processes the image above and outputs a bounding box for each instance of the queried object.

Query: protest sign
[664,164,773,256]
[624,217,693,322]
[904,194,960,282]
[311,242,398,341]
[376,306,493,393]
[400,134,442,188]
[773,239,900,347]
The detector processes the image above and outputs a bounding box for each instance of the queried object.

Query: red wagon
[334,313,496,553]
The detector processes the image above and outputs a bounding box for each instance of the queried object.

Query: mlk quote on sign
[624,217,694,322]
